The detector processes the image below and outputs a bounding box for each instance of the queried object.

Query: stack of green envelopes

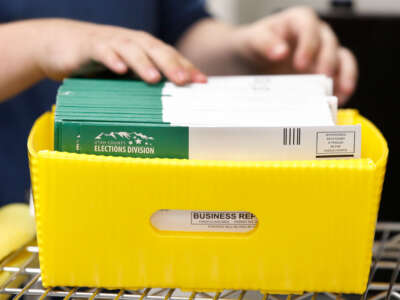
[54,76,361,161]
[55,79,189,159]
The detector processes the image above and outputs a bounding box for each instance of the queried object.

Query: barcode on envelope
[283,128,301,145]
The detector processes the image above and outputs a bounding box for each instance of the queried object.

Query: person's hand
[33,19,207,85]
[231,6,358,104]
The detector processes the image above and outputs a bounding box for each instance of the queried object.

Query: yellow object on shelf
[0,204,35,262]
[28,110,388,294]
[0,250,31,300]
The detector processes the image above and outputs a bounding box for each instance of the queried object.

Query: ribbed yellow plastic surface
[28,110,388,294]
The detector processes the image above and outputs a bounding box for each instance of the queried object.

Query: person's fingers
[192,71,208,83]
[138,32,207,84]
[130,31,194,85]
[247,23,290,62]
[335,47,358,105]
[288,7,322,71]
[181,61,207,83]
[145,42,196,85]
[314,23,339,77]
[90,43,128,74]
[177,56,207,83]
[111,31,205,85]
[113,41,161,83]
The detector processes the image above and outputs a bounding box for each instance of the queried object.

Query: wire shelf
[1,222,400,300]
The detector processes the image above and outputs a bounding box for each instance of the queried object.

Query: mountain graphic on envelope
[95,131,154,146]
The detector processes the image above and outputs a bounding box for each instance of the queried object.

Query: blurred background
[208,0,399,221]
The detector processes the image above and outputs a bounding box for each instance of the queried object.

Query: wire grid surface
[1,222,400,300]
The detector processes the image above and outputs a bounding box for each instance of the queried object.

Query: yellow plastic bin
[28,109,388,294]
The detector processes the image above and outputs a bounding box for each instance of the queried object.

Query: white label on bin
[316,131,357,158]
[151,210,257,232]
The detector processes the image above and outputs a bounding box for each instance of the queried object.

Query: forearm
[176,19,253,75]
[0,20,46,102]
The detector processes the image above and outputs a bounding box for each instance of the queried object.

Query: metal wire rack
[1,222,400,300]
